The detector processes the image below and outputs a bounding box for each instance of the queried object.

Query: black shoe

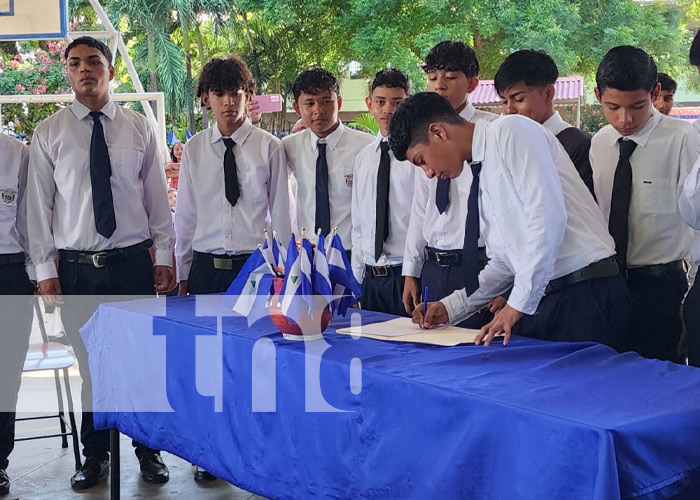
[193,465,217,482]
[139,452,169,484]
[70,458,109,490]
[0,469,9,496]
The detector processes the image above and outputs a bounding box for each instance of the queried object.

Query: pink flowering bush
[1,41,72,137]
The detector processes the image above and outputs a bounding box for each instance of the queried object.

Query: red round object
[268,277,332,338]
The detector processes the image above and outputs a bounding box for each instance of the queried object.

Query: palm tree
[104,0,186,119]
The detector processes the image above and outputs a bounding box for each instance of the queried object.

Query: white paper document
[335,317,490,347]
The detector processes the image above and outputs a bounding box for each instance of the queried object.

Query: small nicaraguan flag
[326,232,362,315]
[313,233,333,307]
[185,129,193,140]
[300,237,316,314]
[280,235,312,322]
[226,248,274,325]
[168,130,176,145]
[272,232,287,271]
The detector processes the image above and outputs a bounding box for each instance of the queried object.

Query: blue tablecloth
[81,295,700,500]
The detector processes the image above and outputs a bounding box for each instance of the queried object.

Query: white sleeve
[680,156,700,230]
[499,122,567,315]
[174,145,197,281]
[402,174,429,277]
[268,141,292,245]
[140,122,174,267]
[15,144,34,280]
[351,156,365,283]
[442,255,514,324]
[27,123,58,282]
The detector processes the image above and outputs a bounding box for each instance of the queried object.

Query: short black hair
[64,36,113,65]
[196,55,256,104]
[690,31,700,66]
[388,92,462,161]
[657,73,677,92]
[292,68,339,102]
[494,49,558,95]
[422,41,479,78]
[371,68,411,95]
[596,46,657,94]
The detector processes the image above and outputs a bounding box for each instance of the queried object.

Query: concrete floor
[5,303,269,500]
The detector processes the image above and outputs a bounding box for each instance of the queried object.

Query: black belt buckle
[91,252,109,269]
[435,253,459,267]
[371,265,389,277]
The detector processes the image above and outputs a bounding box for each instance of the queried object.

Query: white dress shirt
[542,111,570,136]
[283,122,375,246]
[442,115,615,321]
[679,156,700,265]
[590,108,696,267]
[0,135,34,279]
[402,104,499,277]
[175,119,291,281]
[27,99,175,282]
[351,133,415,282]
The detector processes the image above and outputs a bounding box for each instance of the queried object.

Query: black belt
[627,260,685,278]
[0,252,25,266]
[424,247,486,267]
[193,251,251,270]
[59,239,152,269]
[544,256,619,295]
[365,264,402,278]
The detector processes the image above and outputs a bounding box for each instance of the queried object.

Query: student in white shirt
[494,49,596,197]
[680,155,700,367]
[390,92,629,350]
[590,46,696,362]
[27,37,174,489]
[351,69,414,316]
[653,73,677,116]
[283,68,373,249]
[402,41,501,328]
[175,55,290,299]
[0,135,34,498]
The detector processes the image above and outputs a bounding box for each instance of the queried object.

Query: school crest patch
[345,174,353,188]
[1,188,16,204]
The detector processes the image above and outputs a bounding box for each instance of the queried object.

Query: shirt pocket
[0,175,19,210]
[637,178,677,215]
[111,148,144,181]
[238,165,268,203]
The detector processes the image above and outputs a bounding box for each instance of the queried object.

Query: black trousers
[58,250,158,461]
[626,267,687,362]
[420,259,492,329]
[685,279,700,367]
[516,274,630,352]
[0,262,34,469]
[187,252,249,295]
[361,266,408,317]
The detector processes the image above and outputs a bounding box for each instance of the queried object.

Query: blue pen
[422,287,429,317]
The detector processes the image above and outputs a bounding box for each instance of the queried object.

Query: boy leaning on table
[389,92,630,351]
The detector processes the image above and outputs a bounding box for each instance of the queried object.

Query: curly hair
[291,68,339,102]
[422,41,479,78]
[196,55,256,102]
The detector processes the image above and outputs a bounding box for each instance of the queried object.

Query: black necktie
[609,138,637,271]
[463,162,482,296]
[375,141,391,261]
[222,138,239,207]
[89,111,116,239]
[315,141,331,236]
[436,178,450,214]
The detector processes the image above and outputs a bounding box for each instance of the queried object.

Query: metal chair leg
[54,368,68,448]
[63,368,82,471]
[110,428,120,500]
